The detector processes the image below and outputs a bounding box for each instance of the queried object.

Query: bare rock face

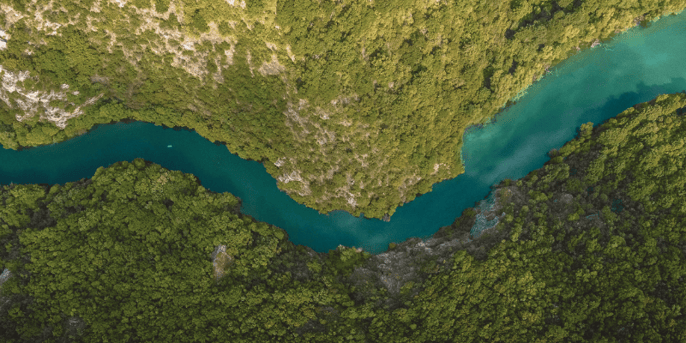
[258,54,285,76]
[211,245,233,281]
[470,188,511,238]
[0,66,104,129]
[63,316,86,339]
[0,268,10,290]
[559,193,574,204]
[0,268,13,322]
[349,233,466,298]
[0,29,7,50]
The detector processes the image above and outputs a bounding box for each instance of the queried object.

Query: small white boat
[167,145,172,148]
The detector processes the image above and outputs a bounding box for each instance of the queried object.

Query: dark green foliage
[159,12,178,30]
[131,0,151,9]
[191,9,209,33]
[154,0,169,13]
[0,160,359,342]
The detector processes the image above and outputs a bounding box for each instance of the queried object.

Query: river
[2,10,686,253]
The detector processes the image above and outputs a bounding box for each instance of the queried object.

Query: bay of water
[2,11,686,254]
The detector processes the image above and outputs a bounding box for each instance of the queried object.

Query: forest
[2,0,686,218]
[2,92,686,342]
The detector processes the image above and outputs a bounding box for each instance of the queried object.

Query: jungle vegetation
[2,0,686,219]
[2,93,686,341]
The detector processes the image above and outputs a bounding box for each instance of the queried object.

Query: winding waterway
[3,11,686,254]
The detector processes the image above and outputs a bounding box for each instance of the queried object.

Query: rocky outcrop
[0,66,104,129]
[211,245,233,281]
[0,268,10,290]
[0,29,7,50]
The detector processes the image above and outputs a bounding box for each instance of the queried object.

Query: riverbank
[5,93,686,342]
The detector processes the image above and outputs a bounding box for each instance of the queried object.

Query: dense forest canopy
[2,0,686,218]
[2,92,686,341]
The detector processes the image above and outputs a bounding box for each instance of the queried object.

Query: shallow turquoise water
[2,11,686,254]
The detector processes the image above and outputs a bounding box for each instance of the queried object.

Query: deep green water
[2,12,686,254]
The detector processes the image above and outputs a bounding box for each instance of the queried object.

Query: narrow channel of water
[2,11,686,253]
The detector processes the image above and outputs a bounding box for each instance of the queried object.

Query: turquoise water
[2,12,686,254]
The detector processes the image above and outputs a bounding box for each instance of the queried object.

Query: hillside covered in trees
[2,0,686,219]
[3,92,686,342]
